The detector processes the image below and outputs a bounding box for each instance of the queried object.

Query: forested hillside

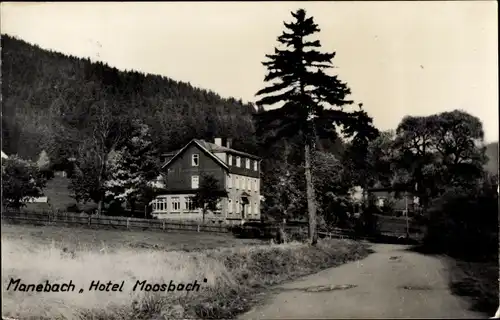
[1,35,259,164]
[485,142,498,175]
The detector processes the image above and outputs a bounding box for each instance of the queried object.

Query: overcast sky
[1,1,498,142]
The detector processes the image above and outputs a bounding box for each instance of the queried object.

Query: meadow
[1,223,372,320]
[1,223,264,253]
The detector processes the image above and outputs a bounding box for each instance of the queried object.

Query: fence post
[88,215,91,227]
[162,220,165,231]
[127,218,130,230]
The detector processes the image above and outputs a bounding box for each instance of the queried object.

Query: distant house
[150,138,262,225]
[367,186,418,216]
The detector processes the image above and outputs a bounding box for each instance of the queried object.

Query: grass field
[1,223,372,320]
[447,257,498,315]
[1,223,265,253]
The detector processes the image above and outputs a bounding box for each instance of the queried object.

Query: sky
[1,1,498,142]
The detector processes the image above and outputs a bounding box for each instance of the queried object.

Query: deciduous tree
[392,110,487,209]
[191,173,228,224]
[1,155,47,210]
[69,97,127,215]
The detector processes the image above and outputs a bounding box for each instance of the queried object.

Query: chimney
[226,138,232,149]
[214,138,222,146]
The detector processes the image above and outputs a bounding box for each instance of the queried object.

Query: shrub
[423,180,498,261]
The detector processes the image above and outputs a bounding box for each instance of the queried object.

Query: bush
[381,198,396,216]
[423,181,498,261]
[353,204,381,237]
[66,204,80,213]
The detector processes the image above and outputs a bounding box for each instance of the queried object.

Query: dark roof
[367,186,414,193]
[194,140,260,160]
[161,139,260,170]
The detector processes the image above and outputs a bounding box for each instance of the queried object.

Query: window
[228,155,233,165]
[254,160,258,171]
[192,154,199,166]
[254,202,258,214]
[228,199,233,214]
[236,156,241,167]
[232,200,236,213]
[248,178,251,191]
[191,175,199,189]
[236,200,240,213]
[235,176,239,189]
[184,197,196,211]
[172,197,181,211]
[227,175,232,188]
[152,198,167,212]
[245,158,250,169]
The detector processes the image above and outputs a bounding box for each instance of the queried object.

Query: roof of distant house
[1,150,8,159]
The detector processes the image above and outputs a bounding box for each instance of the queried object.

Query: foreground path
[240,243,485,319]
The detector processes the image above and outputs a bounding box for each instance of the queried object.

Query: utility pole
[405,191,410,238]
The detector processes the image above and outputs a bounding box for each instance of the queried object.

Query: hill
[1,34,259,163]
[484,142,498,175]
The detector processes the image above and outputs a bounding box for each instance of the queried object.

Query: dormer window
[192,154,199,166]
[228,155,233,165]
[245,158,250,169]
[236,156,241,167]
[254,160,258,171]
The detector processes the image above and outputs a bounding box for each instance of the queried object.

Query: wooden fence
[1,211,230,233]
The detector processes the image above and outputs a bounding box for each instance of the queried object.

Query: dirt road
[240,243,486,319]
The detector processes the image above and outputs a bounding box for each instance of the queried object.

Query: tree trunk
[97,199,103,216]
[304,142,318,245]
[130,199,136,217]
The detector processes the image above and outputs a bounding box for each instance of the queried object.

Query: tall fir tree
[255,9,378,245]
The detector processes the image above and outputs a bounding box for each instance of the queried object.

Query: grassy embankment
[2,223,372,319]
[447,256,498,315]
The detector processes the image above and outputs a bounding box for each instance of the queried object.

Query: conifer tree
[255,9,378,245]
[105,120,159,215]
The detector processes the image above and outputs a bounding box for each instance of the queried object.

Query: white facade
[225,173,261,221]
[151,194,227,223]
[150,173,261,224]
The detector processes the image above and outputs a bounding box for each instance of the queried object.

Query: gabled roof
[161,139,229,170]
[161,139,261,171]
